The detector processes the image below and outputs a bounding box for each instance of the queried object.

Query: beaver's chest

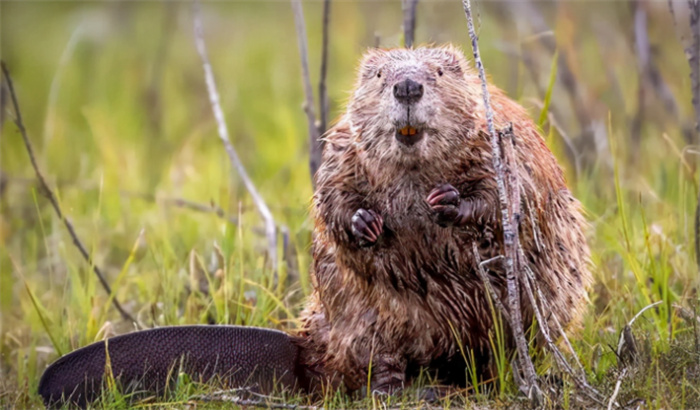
[365,180,470,274]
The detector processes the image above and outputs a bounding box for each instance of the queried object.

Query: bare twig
[162,198,237,225]
[196,388,320,409]
[402,0,418,48]
[607,367,628,410]
[514,212,604,404]
[460,0,540,399]
[291,0,323,185]
[1,62,135,324]
[628,300,663,328]
[0,72,7,128]
[695,192,700,275]
[520,252,605,405]
[318,0,331,137]
[473,243,511,324]
[192,2,278,281]
[281,226,300,289]
[121,191,239,226]
[688,0,700,134]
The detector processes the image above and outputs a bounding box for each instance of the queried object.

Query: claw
[427,184,463,227]
[351,208,383,246]
[427,184,460,206]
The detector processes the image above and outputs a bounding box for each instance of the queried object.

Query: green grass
[2,1,700,408]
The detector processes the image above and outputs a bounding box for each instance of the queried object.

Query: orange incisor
[399,126,418,136]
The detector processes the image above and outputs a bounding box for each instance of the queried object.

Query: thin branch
[291,0,322,185]
[627,300,663,328]
[402,0,418,48]
[695,191,700,275]
[318,0,331,137]
[1,62,135,324]
[473,243,511,324]
[521,260,583,375]
[606,367,628,410]
[121,191,239,226]
[196,388,320,409]
[192,2,278,281]
[688,0,700,134]
[163,198,236,224]
[520,250,605,405]
[460,0,540,401]
[281,226,300,291]
[0,70,7,128]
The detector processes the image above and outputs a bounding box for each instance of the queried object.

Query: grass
[1,1,700,408]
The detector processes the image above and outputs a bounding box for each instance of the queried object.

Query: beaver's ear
[361,48,388,67]
[435,45,467,75]
[357,48,388,79]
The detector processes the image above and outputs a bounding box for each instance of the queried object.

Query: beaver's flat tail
[38,325,302,408]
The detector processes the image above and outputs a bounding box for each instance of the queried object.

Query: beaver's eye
[437,68,444,77]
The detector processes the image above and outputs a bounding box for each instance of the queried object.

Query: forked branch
[460,2,607,404]
[1,62,135,324]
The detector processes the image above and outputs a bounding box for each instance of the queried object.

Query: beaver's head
[347,46,477,168]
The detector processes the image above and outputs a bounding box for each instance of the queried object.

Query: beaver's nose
[393,79,423,105]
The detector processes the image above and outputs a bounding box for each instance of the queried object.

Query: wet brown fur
[296,45,592,394]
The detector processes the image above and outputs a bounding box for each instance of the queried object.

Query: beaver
[296,44,592,394]
[38,45,591,407]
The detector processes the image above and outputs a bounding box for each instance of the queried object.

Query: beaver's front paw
[351,208,383,246]
[427,184,465,227]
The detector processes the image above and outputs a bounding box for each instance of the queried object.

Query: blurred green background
[2,0,700,407]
